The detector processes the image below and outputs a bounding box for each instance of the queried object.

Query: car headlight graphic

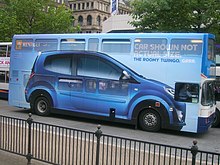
[176,109,184,121]
[164,87,175,97]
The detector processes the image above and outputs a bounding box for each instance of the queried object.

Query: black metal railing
[0,114,220,165]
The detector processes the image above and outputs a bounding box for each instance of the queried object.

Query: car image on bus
[25,50,186,132]
[9,33,216,133]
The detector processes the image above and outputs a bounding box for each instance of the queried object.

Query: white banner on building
[110,0,118,15]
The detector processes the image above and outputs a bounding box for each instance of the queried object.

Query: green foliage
[130,0,220,42]
[0,0,79,42]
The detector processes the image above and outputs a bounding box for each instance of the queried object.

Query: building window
[82,3,85,9]
[86,2,89,9]
[103,17,107,21]
[78,16,83,26]
[97,16,101,26]
[91,2,94,8]
[73,4,76,10]
[98,2,100,10]
[87,15,92,26]
[78,3,81,10]
[102,3,105,11]
[100,3,103,10]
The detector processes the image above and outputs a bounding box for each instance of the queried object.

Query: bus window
[0,44,10,57]
[60,39,85,50]
[201,81,215,106]
[101,39,131,54]
[170,39,203,57]
[35,39,58,52]
[0,71,9,83]
[208,39,215,61]
[175,83,199,103]
[0,71,5,83]
[88,38,99,51]
[134,38,167,57]
[215,81,220,101]
[216,55,220,65]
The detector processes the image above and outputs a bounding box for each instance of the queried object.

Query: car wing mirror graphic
[122,70,131,80]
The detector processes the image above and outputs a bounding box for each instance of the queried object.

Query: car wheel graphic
[34,96,51,116]
[139,109,161,132]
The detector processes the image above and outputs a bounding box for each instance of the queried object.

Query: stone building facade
[68,0,131,33]
[0,0,131,33]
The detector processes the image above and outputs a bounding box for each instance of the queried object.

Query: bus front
[174,34,216,133]
[198,35,216,132]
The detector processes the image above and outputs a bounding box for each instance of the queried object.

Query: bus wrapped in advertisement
[9,33,216,133]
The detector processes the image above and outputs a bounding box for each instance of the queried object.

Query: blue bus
[9,33,216,133]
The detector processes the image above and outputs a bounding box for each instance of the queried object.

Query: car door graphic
[76,55,130,117]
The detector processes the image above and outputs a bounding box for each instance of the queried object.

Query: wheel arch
[29,89,54,109]
[131,99,171,129]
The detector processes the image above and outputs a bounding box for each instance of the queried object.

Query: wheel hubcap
[144,113,157,127]
[37,100,47,113]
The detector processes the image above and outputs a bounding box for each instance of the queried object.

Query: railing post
[26,113,33,165]
[191,139,198,165]
[95,125,102,165]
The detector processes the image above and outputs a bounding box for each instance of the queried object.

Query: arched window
[78,16,83,26]
[87,15,92,25]
[103,17,107,22]
[97,16,101,26]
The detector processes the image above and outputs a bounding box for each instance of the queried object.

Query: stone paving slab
[0,150,49,165]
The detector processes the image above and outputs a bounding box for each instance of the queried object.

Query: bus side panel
[180,104,199,132]
[9,40,38,107]
[9,70,31,108]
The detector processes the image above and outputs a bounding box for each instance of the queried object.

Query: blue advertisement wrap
[9,33,216,133]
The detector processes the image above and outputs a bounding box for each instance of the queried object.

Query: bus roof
[12,33,215,39]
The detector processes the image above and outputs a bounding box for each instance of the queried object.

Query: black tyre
[34,96,51,116]
[212,109,220,127]
[138,109,161,132]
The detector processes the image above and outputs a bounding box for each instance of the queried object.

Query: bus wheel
[212,109,220,127]
[34,96,51,116]
[138,109,161,132]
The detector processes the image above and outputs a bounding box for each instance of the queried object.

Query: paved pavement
[0,150,49,165]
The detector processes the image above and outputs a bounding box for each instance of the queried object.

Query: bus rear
[9,37,56,108]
